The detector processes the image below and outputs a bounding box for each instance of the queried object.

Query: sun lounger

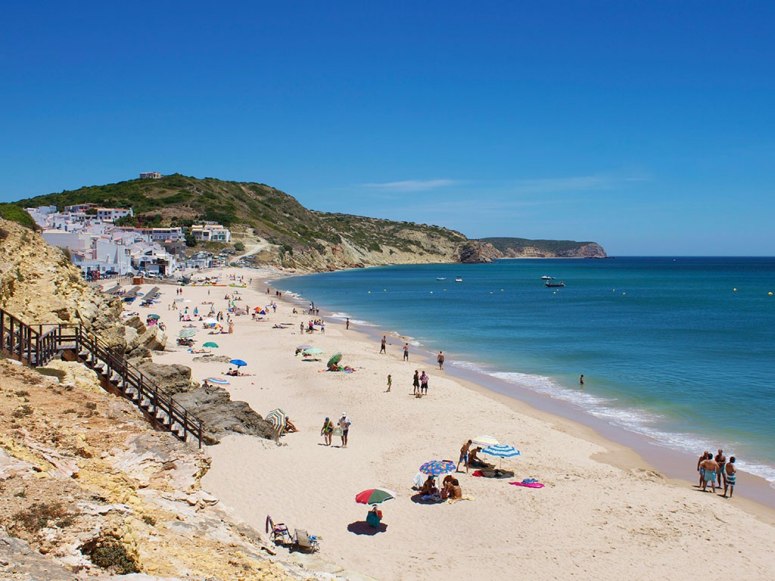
[293,529,320,552]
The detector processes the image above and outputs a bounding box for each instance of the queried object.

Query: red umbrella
[355,488,396,505]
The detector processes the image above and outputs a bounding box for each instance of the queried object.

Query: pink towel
[510,481,544,488]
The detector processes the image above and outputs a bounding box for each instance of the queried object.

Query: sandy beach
[121,268,775,580]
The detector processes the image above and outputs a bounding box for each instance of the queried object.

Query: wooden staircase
[0,308,203,447]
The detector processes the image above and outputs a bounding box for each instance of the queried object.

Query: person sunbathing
[285,418,298,433]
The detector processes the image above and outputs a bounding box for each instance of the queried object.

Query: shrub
[233,241,245,252]
[81,534,140,574]
[13,502,70,532]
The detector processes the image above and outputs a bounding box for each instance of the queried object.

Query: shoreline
[118,267,775,580]
[270,271,775,515]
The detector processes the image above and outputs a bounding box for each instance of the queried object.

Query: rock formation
[0,359,298,579]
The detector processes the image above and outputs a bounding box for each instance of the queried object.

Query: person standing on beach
[699,454,719,493]
[412,370,420,396]
[338,413,352,447]
[458,440,472,473]
[579,374,584,386]
[697,451,710,487]
[715,449,727,488]
[723,457,736,498]
[403,343,409,361]
[420,371,429,395]
[386,374,392,392]
[380,336,387,354]
[346,317,350,330]
[320,417,334,446]
[437,351,445,370]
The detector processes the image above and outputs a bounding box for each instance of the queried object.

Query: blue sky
[1,1,774,255]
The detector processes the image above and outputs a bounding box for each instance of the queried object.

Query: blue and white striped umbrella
[481,444,521,458]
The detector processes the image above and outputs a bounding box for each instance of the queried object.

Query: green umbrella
[179,328,197,338]
[147,314,161,320]
[203,341,219,348]
[326,353,343,367]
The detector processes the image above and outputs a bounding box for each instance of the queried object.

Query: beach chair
[293,529,320,552]
[265,515,292,545]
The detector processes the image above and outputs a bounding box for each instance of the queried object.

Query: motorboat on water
[545,281,565,288]
[541,275,554,280]
[436,277,447,281]
[455,277,463,283]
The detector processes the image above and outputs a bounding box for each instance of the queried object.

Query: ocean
[276,257,775,487]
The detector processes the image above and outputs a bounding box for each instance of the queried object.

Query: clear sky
[1,1,774,255]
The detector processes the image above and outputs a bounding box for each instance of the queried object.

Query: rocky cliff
[0,359,299,579]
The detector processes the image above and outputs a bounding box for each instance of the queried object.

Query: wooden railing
[0,308,203,447]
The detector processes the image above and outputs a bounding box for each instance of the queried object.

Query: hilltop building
[191,223,232,243]
[139,172,163,179]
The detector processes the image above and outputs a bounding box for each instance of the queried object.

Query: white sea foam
[486,371,775,486]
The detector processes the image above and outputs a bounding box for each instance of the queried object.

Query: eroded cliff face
[495,242,607,258]
[0,359,295,579]
[0,219,125,347]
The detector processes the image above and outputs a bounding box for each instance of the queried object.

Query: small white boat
[436,277,447,281]
[541,275,554,280]
[455,277,463,283]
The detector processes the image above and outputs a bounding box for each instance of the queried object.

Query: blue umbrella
[230,359,247,368]
[419,460,456,476]
[481,444,521,468]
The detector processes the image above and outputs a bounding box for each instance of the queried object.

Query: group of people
[412,370,430,397]
[457,440,493,472]
[697,448,737,497]
[419,474,463,501]
[320,413,352,447]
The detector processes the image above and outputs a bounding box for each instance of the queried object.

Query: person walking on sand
[458,440,472,473]
[420,371,429,395]
[437,351,445,370]
[320,417,334,446]
[338,412,352,448]
[380,336,387,354]
[386,374,392,392]
[412,370,420,396]
[403,343,409,361]
[346,317,350,330]
[722,457,736,498]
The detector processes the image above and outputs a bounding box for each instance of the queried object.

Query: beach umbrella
[355,488,396,505]
[230,358,247,368]
[419,460,456,476]
[202,341,219,348]
[266,408,287,441]
[206,377,229,385]
[482,444,521,468]
[203,318,218,326]
[179,328,197,338]
[303,347,324,356]
[296,344,313,351]
[472,435,500,448]
[327,353,343,367]
[147,314,161,320]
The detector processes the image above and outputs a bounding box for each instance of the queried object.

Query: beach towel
[472,470,484,477]
[510,478,544,489]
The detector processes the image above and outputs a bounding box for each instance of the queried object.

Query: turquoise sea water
[278,258,775,486]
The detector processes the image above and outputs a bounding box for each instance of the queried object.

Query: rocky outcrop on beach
[0,359,297,579]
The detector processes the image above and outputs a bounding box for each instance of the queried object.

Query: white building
[139,172,162,179]
[96,207,133,222]
[191,223,231,243]
[42,230,91,251]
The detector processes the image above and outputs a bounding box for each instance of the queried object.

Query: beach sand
[124,269,775,580]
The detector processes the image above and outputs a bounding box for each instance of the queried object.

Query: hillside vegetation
[11,174,606,269]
